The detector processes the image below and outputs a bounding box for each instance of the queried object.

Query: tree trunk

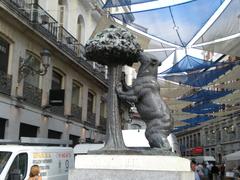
[103,65,126,150]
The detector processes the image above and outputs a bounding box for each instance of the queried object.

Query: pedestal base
[69,155,194,180]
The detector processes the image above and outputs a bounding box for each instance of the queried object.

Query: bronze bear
[116,52,174,149]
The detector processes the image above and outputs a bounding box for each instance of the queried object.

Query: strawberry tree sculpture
[85,26,141,152]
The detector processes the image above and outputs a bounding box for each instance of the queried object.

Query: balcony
[84,112,96,128]
[0,71,12,96]
[31,4,58,41]
[1,0,107,84]
[48,105,65,117]
[57,26,80,57]
[71,104,82,123]
[23,81,42,107]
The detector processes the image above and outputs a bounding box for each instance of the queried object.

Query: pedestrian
[211,163,219,180]
[202,163,209,180]
[207,162,213,180]
[28,165,42,180]
[219,163,225,180]
[191,159,201,180]
[196,163,204,179]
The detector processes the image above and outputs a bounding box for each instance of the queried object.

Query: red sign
[191,146,203,155]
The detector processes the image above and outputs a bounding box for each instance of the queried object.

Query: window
[186,136,189,148]
[216,128,221,142]
[190,135,193,148]
[69,134,80,147]
[24,52,40,87]
[193,134,196,147]
[6,153,28,180]
[72,82,82,106]
[19,123,38,138]
[0,37,9,73]
[197,133,200,146]
[87,91,95,113]
[52,70,63,89]
[0,118,6,139]
[48,129,62,139]
[0,152,12,174]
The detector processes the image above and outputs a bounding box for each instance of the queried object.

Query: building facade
[0,0,119,146]
[176,116,240,163]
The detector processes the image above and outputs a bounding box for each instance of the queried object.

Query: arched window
[77,15,85,44]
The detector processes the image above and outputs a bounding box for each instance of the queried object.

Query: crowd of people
[191,159,229,180]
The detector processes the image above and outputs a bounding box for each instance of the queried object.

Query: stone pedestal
[69,155,194,180]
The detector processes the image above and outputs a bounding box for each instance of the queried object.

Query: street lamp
[18,49,51,83]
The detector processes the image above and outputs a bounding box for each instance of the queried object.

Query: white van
[0,139,74,180]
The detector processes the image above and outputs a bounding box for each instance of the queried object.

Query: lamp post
[18,49,51,83]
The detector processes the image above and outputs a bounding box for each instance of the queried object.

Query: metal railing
[85,112,96,128]
[57,26,80,56]
[48,106,65,117]
[30,3,58,41]
[23,81,42,107]
[0,71,12,96]
[71,104,82,123]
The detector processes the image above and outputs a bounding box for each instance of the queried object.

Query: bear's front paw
[116,82,123,92]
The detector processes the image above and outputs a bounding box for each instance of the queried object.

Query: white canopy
[224,151,240,161]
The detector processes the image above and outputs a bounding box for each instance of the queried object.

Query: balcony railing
[0,71,12,96]
[23,81,42,107]
[71,104,82,123]
[1,0,107,84]
[48,105,65,117]
[30,3,58,41]
[7,0,32,19]
[84,112,96,128]
[57,26,80,57]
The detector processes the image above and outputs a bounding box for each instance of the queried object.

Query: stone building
[176,115,240,163]
[0,0,134,146]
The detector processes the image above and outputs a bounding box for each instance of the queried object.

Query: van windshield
[0,151,12,174]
